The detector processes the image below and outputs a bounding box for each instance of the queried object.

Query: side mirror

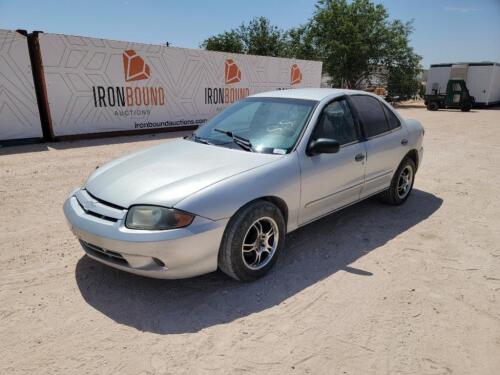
[307,138,340,156]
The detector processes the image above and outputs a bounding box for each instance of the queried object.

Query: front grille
[80,240,128,265]
[86,191,125,210]
[74,189,126,223]
[76,199,118,222]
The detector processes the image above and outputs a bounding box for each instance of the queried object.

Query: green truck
[424,79,475,112]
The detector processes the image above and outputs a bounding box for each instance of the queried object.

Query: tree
[241,17,286,56]
[308,0,421,88]
[200,1,421,91]
[282,25,317,60]
[201,31,244,54]
[201,17,287,57]
[386,69,422,100]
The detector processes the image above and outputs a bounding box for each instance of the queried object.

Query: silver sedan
[64,88,424,281]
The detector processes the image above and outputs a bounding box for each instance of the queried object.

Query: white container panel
[0,29,42,141]
[38,33,323,137]
[426,66,451,95]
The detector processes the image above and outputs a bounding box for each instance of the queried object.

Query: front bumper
[63,190,228,279]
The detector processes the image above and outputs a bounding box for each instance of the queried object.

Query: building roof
[430,62,500,68]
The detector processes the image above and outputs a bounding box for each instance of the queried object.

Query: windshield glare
[194,97,317,154]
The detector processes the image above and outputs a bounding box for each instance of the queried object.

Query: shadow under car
[75,189,442,334]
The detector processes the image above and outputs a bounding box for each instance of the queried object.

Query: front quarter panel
[174,154,301,232]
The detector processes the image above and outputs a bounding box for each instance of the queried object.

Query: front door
[298,98,366,225]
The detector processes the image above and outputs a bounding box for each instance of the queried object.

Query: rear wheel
[427,101,439,111]
[460,102,472,112]
[218,200,285,282]
[378,157,416,205]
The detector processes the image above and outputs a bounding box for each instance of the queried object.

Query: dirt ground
[1,103,499,375]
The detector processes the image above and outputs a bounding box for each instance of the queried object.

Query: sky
[0,0,499,68]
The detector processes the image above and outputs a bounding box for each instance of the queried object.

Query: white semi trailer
[426,62,500,106]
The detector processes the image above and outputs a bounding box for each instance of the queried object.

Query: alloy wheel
[397,165,414,199]
[241,217,279,270]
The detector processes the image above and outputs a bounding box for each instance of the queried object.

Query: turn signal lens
[174,211,196,228]
[125,206,194,230]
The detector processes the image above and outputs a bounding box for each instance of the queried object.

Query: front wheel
[378,157,416,205]
[218,200,285,282]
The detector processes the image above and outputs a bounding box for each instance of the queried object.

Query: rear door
[350,95,409,198]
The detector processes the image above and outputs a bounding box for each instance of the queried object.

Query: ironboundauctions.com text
[135,119,207,129]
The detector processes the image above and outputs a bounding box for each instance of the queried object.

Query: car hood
[85,139,280,209]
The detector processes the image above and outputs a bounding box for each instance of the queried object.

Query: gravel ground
[1,103,499,375]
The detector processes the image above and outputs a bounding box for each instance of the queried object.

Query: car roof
[250,88,370,101]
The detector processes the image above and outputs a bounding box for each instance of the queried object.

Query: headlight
[125,206,194,230]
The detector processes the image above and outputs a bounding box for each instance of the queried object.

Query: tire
[218,200,285,282]
[460,102,472,112]
[378,157,416,205]
[427,101,439,111]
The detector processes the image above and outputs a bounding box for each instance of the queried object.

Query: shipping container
[0,29,43,144]
[426,62,500,106]
[36,33,322,138]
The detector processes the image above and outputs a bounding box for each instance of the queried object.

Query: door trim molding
[298,186,390,228]
[304,181,364,208]
[364,170,393,184]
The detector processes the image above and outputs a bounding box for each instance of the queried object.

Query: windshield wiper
[189,134,214,145]
[213,128,254,152]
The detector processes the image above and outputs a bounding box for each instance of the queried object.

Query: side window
[381,104,401,130]
[312,99,358,145]
[351,95,389,138]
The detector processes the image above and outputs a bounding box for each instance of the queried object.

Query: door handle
[354,153,365,162]
[401,139,408,145]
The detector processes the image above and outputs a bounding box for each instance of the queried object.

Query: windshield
[192,97,317,154]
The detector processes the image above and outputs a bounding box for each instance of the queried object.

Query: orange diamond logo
[123,50,151,82]
[290,64,302,85]
[225,59,241,84]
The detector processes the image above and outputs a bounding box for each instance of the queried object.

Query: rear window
[351,95,389,138]
[382,104,401,130]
